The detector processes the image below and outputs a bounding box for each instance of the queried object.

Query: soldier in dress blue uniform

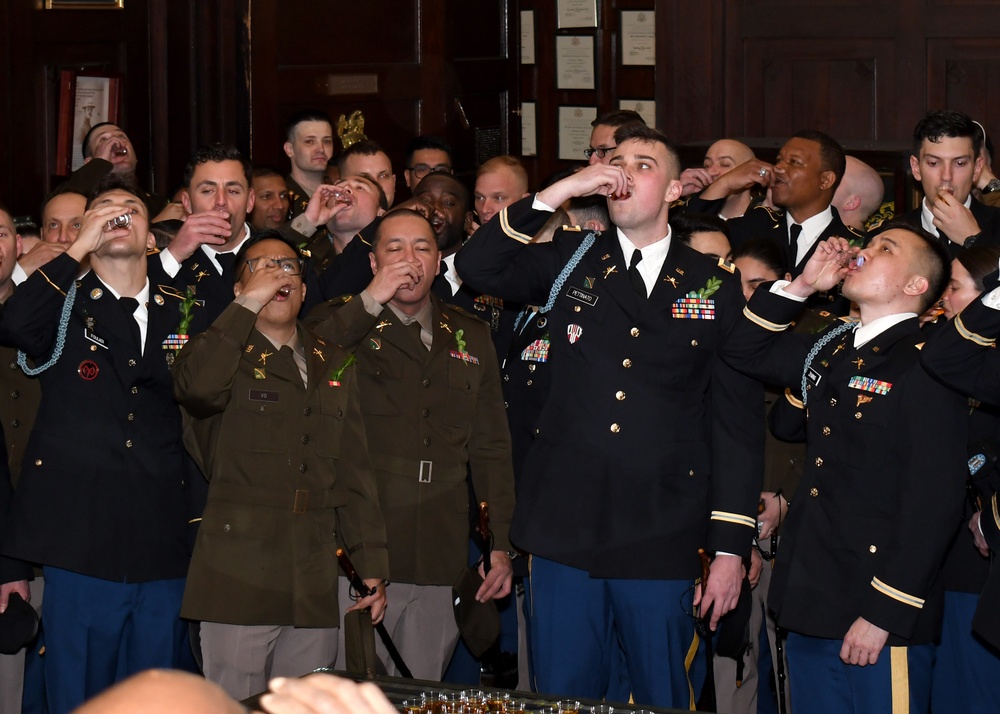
[457,123,764,709]
[723,224,966,713]
[0,177,192,713]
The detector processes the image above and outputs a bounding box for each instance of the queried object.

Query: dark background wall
[3,0,1000,218]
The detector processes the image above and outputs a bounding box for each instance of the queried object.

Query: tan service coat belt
[368,454,468,483]
[208,480,348,513]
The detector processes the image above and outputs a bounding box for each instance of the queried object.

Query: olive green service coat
[308,294,515,586]
[173,302,388,627]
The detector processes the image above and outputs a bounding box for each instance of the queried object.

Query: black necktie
[216,252,237,276]
[789,223,803,249]
[629,250,646,299]
[118,297,141,349]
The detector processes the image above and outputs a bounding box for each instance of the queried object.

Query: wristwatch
[982,178,1000,195]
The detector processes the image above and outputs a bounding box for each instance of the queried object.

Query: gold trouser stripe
[890,646,909,714]
[743,305,790,332]
[684,629,700,710]
[954,313,995,347]
[499,207,534,244]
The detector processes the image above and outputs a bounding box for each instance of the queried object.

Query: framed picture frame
[56,70,122,176]
[45,0,124,9]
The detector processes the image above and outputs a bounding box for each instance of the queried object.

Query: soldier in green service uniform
[308,209,515,681]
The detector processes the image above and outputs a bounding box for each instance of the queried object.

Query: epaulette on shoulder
[146,246,161,256]
[442,304,482,323]
[751,204,784,223]
[717,257,736,274]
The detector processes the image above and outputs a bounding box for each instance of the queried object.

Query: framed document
[558,106,597,161]
[619,99,656,129]
[557,0,598,29]
[56,70,122,175]
[46,0,124,8]
[521,103,537,157]
[556,36,595,90]
[521,11,535,65]
[621,11,655,66]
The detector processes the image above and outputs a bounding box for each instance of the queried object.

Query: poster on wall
[621,11,655,66]
[56,71,122,176]
[559,106,597,161]
[557,0,597,29]
[619,99,656,129]
[556,36,596,90]
[521,11,535,65]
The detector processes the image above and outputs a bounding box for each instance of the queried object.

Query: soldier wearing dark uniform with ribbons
[457,123,763,709]
[723,224,965,713]
[0,178,192,713]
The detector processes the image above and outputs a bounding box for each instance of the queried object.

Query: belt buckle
[293,489,309,513]
[418,460,432,483]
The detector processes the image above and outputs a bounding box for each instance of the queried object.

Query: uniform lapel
[378,308,428,363]
[646,236,689,315]
[302,329,331,393]
[588,229,638,317]
[432,297,457,363]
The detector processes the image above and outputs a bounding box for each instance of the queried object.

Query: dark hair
[912,110,982,158]
[337,140,390,176]
[372,208,436,249]
[81,122,117,161]
[40,187,87,223]
[670,212,730,245]
[150,219,184,250]
[878,218,951,312]
[85,173,143,210]
[613,123,681,178]
[182,144,252,190]
[730,237,790,278]
[251,165,285,181]
[232,230,304,284]
[591,109,646,129]
[405,136,453,169]
[566,195,610,231]
[956,245,1000,291]
[284,110,333,143]
[792,130,846,193]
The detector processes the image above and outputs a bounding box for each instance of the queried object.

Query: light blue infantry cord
[800,320,858,405]
[512,230,599,335]
[17,281,78,376]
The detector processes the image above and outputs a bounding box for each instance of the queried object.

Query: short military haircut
[477,155,529,192]
[182,144,252,189]
[405,136,453,168]
[371,208,435,249]
[284,109,333,143]
[85,173,144,210]
[613,123,681,178]
[880,218,951,312]
[232,229,304,285]
[912,110,982,158]
[566,195,610,230]
[337,140,389,175]
[670,212,730,246]
[81,121,118,161]
[591,109,646,129]
[251,165,285,180]
[792,130,847,193]
[730,237,791,278]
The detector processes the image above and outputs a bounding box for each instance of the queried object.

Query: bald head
[704,139,755,177]
[832,156,884,231]
[72,670,245,714]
